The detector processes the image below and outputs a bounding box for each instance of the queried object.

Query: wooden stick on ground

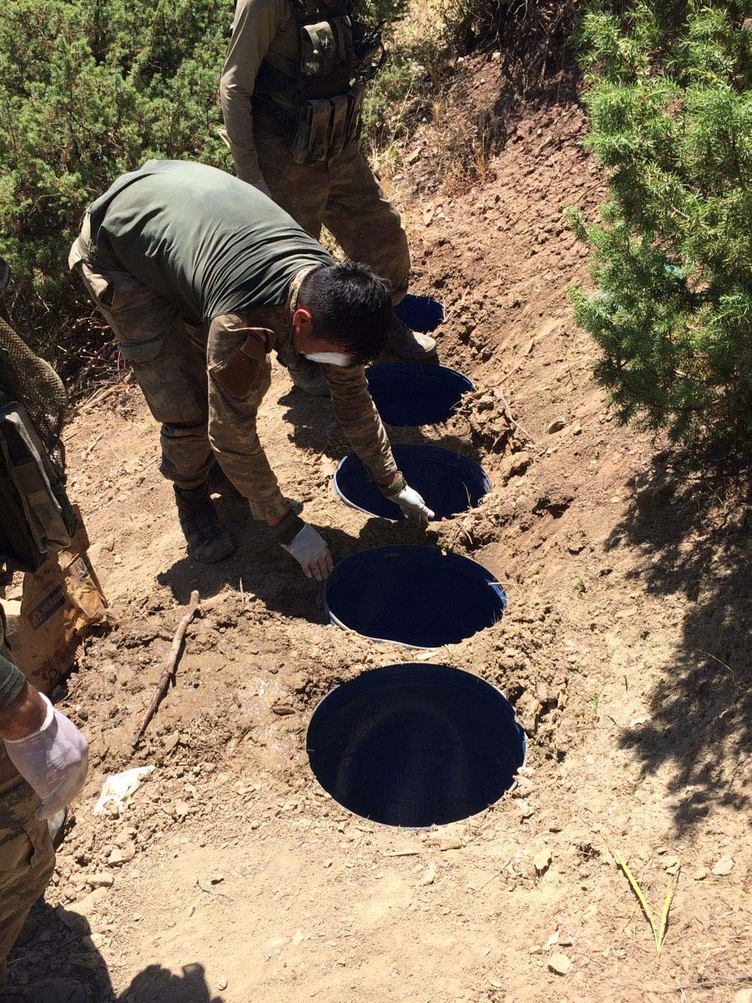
[131,590,200,750]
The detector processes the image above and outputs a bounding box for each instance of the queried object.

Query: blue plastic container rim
[332,444,492,522]
[365,363,476,428]
[306,662,527,829]
[324,545,508,648]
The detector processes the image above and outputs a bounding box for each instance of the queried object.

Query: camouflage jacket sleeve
[0,653,25,711]
[219,0,290,185]
[322,364,399,486]
[206,314,289,522]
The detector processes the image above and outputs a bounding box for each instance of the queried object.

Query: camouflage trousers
[69,217,216,493]
[255,133,411,303]
[0,636,55,987]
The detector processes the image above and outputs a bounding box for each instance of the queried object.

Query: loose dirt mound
[7,70,751,1003]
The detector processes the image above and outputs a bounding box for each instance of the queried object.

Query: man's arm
[219,0,288,185]
[207,314,334,579]
[0,654,34,736]
[0,654,89,820]
[322,363,399,486]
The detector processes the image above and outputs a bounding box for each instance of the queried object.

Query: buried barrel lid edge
[333,444,491,522]
[325,545,507,648]
[365,363,475,427]
[306,663,527,828]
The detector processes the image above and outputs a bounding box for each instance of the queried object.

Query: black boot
[174,485,235,563]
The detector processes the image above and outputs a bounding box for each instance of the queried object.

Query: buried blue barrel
[306,663,526,827]
[325,545,506,648]
[334,444,491,521]
[393,294,445,333]
[365,363,474,427]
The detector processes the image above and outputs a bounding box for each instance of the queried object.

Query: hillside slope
[7,63,751,1003]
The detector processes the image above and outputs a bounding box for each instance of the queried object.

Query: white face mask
[303,351,353,367]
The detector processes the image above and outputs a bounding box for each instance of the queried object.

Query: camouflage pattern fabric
[0,631,55,986]
[255,132,411,302]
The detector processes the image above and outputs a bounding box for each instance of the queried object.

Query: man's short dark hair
[299,262,392,365]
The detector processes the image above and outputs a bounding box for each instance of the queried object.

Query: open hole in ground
[365,362,475,426]
[324,545,506,647]
[306,663,526,827]
[334,444,490,521]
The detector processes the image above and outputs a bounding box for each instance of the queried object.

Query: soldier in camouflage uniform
[0,259,89,994]
[220,0,436,394]
[70,160,434,569]
[0,613,88,990]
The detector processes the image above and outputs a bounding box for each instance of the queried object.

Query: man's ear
[293,306,314,337]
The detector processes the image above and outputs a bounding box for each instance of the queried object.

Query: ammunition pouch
[0,394,75,573]
[290,83,364,165]
[300,17,353,80]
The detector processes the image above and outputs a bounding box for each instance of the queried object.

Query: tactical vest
[254,0,384,164]
[0,288,76,573]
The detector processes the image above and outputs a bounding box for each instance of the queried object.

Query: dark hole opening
[365,363,475,427]
[334,444,490,522]
[325,545,506,648]
[307,664,526,827]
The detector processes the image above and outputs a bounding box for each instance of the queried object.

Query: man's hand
[281,524,334,581]
[394,483,435,525]
[2,690,89,820]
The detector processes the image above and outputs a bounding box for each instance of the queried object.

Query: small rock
[436,836,464,852]
[84,873,114,889]
[54,905,90,935]
[164,732,180,754]
[712,856,734,876]
[499,451,532,484]
[693,868,708,881]
[512,776,535,798]
[548,953,572,975]
[420,865,437,886]
[533,849,552,875]
[217,978,228,991]
[547,419,566,434]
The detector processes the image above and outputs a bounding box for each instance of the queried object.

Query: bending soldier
[69,160,434,571]
[219,0,436,394]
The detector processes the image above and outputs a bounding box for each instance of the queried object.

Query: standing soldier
[219,0,436,394]
[69,160,434,569]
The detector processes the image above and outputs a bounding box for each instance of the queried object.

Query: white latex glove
[395,484,435,525]
[281,523,334,581]
[3,694,89,820]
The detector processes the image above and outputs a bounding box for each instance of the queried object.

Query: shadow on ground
[156,475,444,623]
[276,386,478,460]
[605,455,752,830]
[5,900,223,1002]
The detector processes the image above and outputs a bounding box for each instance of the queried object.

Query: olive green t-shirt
[88,160,332,323]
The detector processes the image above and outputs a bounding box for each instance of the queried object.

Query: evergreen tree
[0,0,406,361]
[570,0,752,457]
